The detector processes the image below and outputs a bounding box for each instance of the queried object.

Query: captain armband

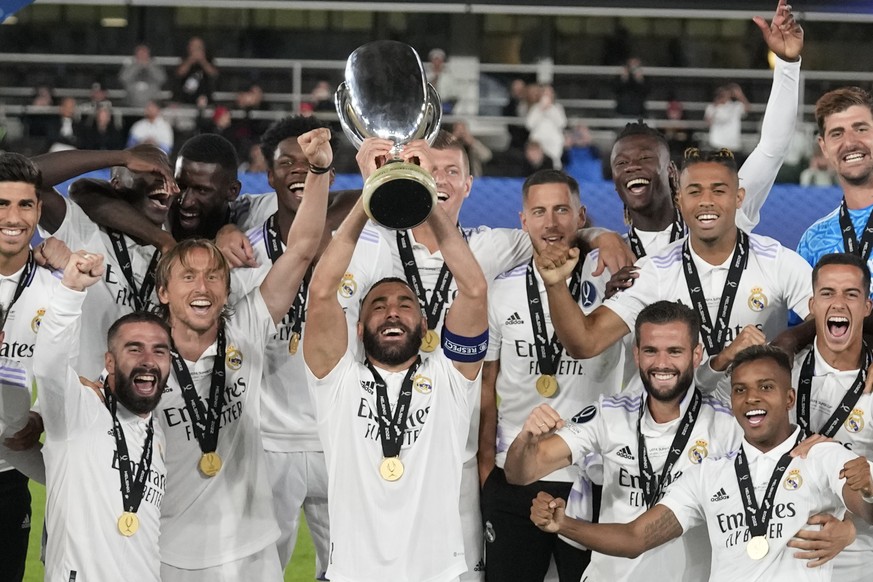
[441,327,488,362]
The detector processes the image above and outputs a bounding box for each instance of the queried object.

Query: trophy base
[363,161,438,230]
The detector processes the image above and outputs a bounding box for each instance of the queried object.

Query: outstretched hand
[753,0,803,62]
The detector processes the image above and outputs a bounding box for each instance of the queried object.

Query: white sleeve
[580,249,609,314]
[603,256,659,333]
[656,463,702,533]
[33,283,100,440]
[736,57,801,232]
[808,443,860,510]
[0,359,30,436]
[556,401,603,464]
[486,287,502,362]
[40,197,97,245]
[694,357,730,401]
[305,350,356,418]
[471,228,533,281]
[775,247,813,320]
[0,444,45,484]
[229,287,277,347]
[232,193,279,232]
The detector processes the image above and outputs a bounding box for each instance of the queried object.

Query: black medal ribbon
[106,229,160,312]
[103,381,155,515]
[170,327,226,455]
[734,430,805,539]
[839,198,873,262]
[628,208,685,259]
[263,213,310,335]
[682,228,749,356]
[365,356,421,459]
[4,250,36,313]
[525,255,583,376]
[797,344,872,437]
[397,231,453,331]
[637,388,702,508]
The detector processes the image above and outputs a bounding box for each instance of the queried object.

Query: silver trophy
[335,40,442,230]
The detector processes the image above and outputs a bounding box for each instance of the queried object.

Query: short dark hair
[522,169,581,202]
[259,116,337,169]
[812,252,871,295]
[727,344,792,378]
[615,120,669,150]
[634,300,700,347]
[107,311,172,350]
[359,277,418,317]
[815,86,873,135]
[0,151,43,192]
[681,147,738,175]
[178,134,239,174]
[431,129,471,176]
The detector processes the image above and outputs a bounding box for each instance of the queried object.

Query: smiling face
[105,321,171,416]
[677,161,744,245]
[610,134,675,219]
[157,246,229,335]
[730,357,795,452]
[268,136,308,213]
[634,320,703,404]
[358,280,426,367]
[429,146,472,225]
[0,182,41,263]
[520,182,585,253]
[172,158,239,239]
[112,167,173,226]
[818,105,873,187]
[811,263,872,361]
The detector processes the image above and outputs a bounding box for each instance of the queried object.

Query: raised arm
[504,404,573,485]
[840,456,873,525]
[32,145,175,193]
[259,128,331,324]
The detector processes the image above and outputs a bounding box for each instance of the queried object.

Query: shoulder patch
[580,280,597,308]
[571,404,597,424]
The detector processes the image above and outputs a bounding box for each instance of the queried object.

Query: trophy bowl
[335,40,442,230]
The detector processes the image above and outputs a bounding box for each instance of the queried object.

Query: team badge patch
[338,273,358,299]
[31,308,45,333]
[571,405,597,424]
[413,374,433,395]
[783,469,803,490]
[225,345,243,370]
[688,439,709,464]
[845,409,865,433]
[747,287,768,312]
[581,281,597,308]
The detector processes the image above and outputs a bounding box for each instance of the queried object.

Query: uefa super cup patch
[571,404,597,424]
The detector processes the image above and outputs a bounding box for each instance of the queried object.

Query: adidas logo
[616,445,634,460]
[710,487,730,502]
[20,514,30,530]
[505,312,524,325]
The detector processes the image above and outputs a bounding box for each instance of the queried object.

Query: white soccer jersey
[605,234,812,394]
[306,350,478,582]
[789,343,873,576]
[36,284,166,582]
[487,262,623,481]
[557,386,742,582]
[660,429,856,582]
[157,290,280,569]
[0,357,29,437]
[231,192,278,232]
[42,197,162,379]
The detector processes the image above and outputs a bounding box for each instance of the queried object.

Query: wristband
[441,327,488,363]
[863,491,873,504]
[309,163,331,175]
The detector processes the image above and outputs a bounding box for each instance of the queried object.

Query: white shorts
[460,456,484,581]
[160,544,283,582]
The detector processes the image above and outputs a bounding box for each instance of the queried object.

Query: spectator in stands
[174,36,218,105]
[47,97,82,152]
[705,83,750,152]
[614,57,649,118]
[78,81,109,123]
[231,83,269,150]
[26,85,56,141]
[799,149,837,186]
[119,43,167,108]
[426,48,460,114]
[127,100,174,155]
[526,84,567,169]
[451,121,492,177]
[521,140,555,176]
[79,101,125,151]
[504,79,530,152]
[562,123,602,181]
[239,142,268,174]
[664,93,693,161]
[310,80,335,113]
[32,85,53,107]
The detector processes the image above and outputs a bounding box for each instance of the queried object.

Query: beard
[362,322,422,367]
[639,364,695,404]
[114,366,167,415]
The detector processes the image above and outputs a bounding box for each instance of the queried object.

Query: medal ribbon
[628,208,685,259]
[106,229,160,312]
[263,213,310,336]
[839,198,873,261]
[397,231,454,332]
[734,431,805,538]
[365,356,421,459]
[682,228,749,356]
[103,382,155,514]
[637,388,702,508]
[525,256,583,376]
[4,250,36,314]
[170,327,226,455]
[797,344,872,437]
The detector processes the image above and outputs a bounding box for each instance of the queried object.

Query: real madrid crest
[845,409,865,433]
[413,374,433,394]
[339,272,358,299]
[783,468,803,490]
[688,439,709,464]
[747,287,768,312]
[31,308,45,333]
[225,345,243,370]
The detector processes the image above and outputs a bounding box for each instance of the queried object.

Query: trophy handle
[420,83,443,145]
[334,81,365,150]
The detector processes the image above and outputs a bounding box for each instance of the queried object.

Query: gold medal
[536,374,559,398]
[117,511,140,537]
[746,535,769,560]
[288,332,300,355]
[379,457,404,481]
[420,329,439,353]
[199,451,222,477]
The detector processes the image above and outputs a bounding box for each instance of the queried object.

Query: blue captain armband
[441,328,488,362]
